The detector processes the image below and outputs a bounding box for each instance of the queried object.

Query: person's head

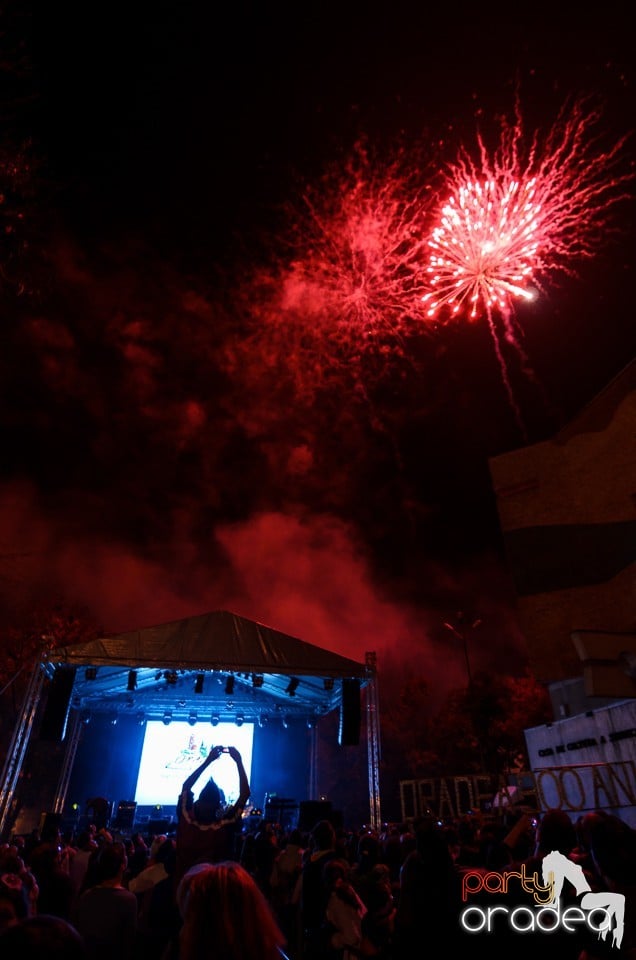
[193,778,225,824]
[535,809,577,856]
[356,832,380,868]
[323,857,351,889]
[178,861,285,960]
[0,914,87,959]
[574,810,608,854]
[311,819,336,853]
[76,830,96,852]
[29,843,63,878]
[287,828,303,847]
[0,873,29,932]
[89,841,127,885]
[0,847,24,876]
[413,818,453,870]
[586,812,636,888]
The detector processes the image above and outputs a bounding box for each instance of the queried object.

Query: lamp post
[442,612,482,691]
[443,612,484,771]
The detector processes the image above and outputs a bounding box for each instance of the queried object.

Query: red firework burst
[285,141,432,343]
[229,140,436,408]
[244,144,429,369]
[422,94,634,322]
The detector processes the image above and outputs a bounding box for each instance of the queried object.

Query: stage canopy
[0,610,381,837]
[43,609,372,726]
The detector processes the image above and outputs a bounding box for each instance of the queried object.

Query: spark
[422,94,633,322]
[420,94,634,432]
[285,141,432,345]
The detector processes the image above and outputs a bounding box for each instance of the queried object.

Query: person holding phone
[174,745,251,886]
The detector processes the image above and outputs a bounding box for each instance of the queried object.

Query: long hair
[179,861,285,960]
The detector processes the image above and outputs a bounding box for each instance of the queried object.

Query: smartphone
[222,747,230,753]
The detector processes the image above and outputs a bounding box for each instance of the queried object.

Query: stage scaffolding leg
[52,710,82,815]
[365,652,381,831]
[0,659,46,841]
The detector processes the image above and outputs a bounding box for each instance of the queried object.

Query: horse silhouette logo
[542,850,625,949]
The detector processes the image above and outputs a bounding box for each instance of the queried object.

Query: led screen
[134,721,254,807]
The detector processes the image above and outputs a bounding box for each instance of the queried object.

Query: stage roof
[45,610,372,726]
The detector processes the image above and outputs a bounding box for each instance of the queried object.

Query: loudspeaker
[114,801,137,830]
[40,667,76,741]
[298,800,332,832]
[338,678,361,746]
[39,811,63,842]
[264,798,299,832]
[149,818,172,834]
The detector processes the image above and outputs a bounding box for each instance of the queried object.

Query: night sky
[1,3,634,702]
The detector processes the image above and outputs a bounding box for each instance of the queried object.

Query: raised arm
[181,744,223,794]
[228,746,250,807]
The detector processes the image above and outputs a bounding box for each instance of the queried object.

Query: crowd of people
[0,745,634,959]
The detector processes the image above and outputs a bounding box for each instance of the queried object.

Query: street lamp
[443,612,485,773]
[442,612,482,690]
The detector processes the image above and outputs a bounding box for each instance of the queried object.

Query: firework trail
[421,94,634,430]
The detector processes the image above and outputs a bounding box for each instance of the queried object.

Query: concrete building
[489,358,636,824]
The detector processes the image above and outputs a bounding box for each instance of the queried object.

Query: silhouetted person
[29,841,75,921]
[297,818,338,960]
[73,840,137,960]
[175,744,250,885]
[394,817,463,958]
[0,914,88,960]
[577,812,636,959]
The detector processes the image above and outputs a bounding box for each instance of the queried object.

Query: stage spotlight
[110,716,118,726]
[285,677,299,696]
[194,673,205,694]
[323,677,334,691]
[163,711,173,725]
[211,715,220,726]
[79,711,91,725]
[252,674,264,688]
[282,715,289,729]
[307,718,316,729]
[85,667,97,681]
[235,714,245,727]
[224,675,235,696]
[127,670,137,691]
[188,711,198,726]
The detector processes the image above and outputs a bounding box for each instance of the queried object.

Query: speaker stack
[113,801,137,831]
[338,678,361,746]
